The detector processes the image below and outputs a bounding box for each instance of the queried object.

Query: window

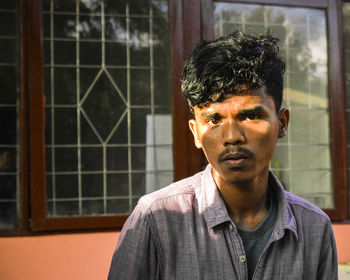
[210,0,347,220]
[24,0,205,232]
[1,0,348,234]
[32,0,175,230]
[215,3,333,208]
[42,0,173,218]
[209,0,347,220]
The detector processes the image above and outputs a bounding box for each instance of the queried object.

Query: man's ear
[278,108,290,138]
[188,119,202,149]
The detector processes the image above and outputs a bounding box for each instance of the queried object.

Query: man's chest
[156,224,311,280]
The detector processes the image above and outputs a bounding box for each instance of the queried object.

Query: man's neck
[213,168,270,230]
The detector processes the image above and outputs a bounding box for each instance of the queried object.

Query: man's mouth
[221,153,249,167]
[222,153,249,161]
[218,148,253,168]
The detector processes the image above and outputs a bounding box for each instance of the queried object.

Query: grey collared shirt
[108,164,338,280]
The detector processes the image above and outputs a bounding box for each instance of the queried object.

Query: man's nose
[222,120,246,146]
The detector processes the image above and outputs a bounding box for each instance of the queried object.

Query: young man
[108,32,338,279]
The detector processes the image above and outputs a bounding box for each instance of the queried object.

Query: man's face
[189,87,289,185]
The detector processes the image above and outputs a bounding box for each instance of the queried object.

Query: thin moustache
[218,147,254,162]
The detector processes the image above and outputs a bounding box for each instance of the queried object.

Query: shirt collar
[197,164,299,240]
[269,171,299,240]
[197,164,232,230]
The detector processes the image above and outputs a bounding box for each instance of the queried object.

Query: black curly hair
[181,31,285,113]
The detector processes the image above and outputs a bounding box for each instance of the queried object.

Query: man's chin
[220,166,270,187]
[224,175,255,186]
[214,168,254,186]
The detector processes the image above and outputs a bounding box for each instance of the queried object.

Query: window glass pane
[343,3,350,199]
[214,3,333,209]
[42,0,172,217]
[0,1,19,229]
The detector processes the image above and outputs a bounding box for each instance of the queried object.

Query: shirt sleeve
[108,205,161,280]
[316,221,338,280]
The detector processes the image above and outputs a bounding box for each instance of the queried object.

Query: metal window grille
[43,0,172,217]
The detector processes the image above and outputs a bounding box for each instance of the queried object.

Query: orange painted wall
[0,225,349,280]
[0,232,120,280]
[333,224,350,264]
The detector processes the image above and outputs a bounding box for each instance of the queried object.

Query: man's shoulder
[137,171,203,212]
[284,190,331,223]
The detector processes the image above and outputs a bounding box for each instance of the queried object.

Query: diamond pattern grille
[82,70,127,141]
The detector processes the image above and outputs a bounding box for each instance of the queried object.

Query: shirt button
[228,224,234,231]
[239,255,246,263]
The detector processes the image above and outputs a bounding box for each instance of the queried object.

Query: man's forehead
[223,85,266,97]
[194,87,272,113]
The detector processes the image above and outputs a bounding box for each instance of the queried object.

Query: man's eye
[208,116,220,125]
[246,112,261,121]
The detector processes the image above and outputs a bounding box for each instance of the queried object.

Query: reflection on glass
[130,108,151,143]
[54,15,76,38]
[78,15,102,39]
[43,0,172,217]
[214,3,333,209]
[145,114,172,193]
[130,70,151,105]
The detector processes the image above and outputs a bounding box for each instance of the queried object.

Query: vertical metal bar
[101,1,107,214]
[219,7,223,36]
[50,0,56,216]
[149,5,159,187]
[15,0,20,228]
[306,14,311,110]
[103,145,107,213]
[126,3,133,211]
[76,1,83,216]
[101,1,106,69]
[150,7,154,127]
[242,10,246,32]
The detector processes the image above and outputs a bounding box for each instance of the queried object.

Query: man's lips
[221,154,249,168]
[218,147,254,168]
[221,152,249,161]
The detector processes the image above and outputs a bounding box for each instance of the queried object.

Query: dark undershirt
[237,188,277,280]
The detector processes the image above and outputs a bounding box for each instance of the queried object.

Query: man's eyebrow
[238,105,266,115]
[197,105,266,119]
[199,111,219,118]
